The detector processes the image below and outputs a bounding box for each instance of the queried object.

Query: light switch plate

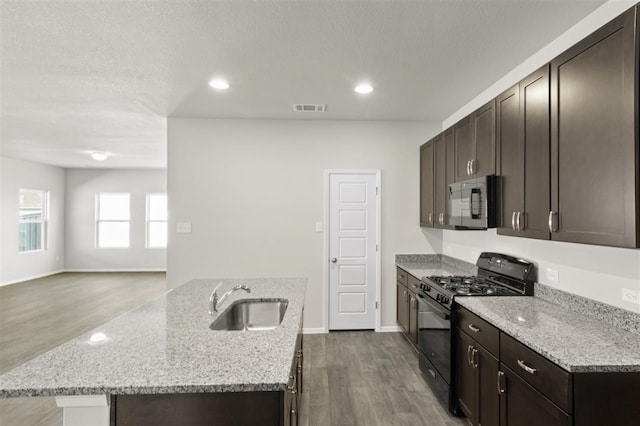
[622,288,640,304]
[176,222,192,233]
[315,222,323,233]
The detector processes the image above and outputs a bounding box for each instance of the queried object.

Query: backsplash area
[440,228,640,315]
[398,248,640,336]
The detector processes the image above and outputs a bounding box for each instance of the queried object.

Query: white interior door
[328,172,378,330]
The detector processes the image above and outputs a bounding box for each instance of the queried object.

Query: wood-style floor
[0,273,466,426]
[0,272,168,426]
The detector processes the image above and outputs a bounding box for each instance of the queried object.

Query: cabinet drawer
[456,307,499,356]
[501,333,572,412]
[407,274,421,293]
[396,267,408,286]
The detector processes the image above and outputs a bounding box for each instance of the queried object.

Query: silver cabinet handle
[472,348,478,368]
[469,159,475,175]
[466,160,471,175]
[468,324,480,333]
[497,371,505,394]
[331,258,337,263]
[439,212,444,225]
[548,211,557,233]
[517,359,537,375]
[511,212,517,231]
[518,212,524,231]
[428,212,433,224]
[467,345,473,366]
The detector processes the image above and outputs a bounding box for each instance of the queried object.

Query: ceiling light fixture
[354,83,374,94]
[91,151,108,161]
[208,78,230,90]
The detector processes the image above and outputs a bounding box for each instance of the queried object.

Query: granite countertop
[0,278,307,398]
[396,254,476,279]
[456,297,640,373]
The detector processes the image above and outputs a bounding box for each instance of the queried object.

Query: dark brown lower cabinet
[456,329,499,426]
[396,280,410,334]
[111,335,303,426]
[499,364,571,426]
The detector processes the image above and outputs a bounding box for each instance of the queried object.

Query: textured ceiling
[0,0,605,168]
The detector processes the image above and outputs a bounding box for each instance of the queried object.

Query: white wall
[439,0,640,314]
[443,0,637,128]
[65,169,167,271]
[167,118,439,331]
[1,156,66,285]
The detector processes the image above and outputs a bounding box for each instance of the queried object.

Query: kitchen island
[0,278,307,425]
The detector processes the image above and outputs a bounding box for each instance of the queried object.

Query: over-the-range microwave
[448,175,498,229]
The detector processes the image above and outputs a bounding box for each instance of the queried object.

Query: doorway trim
[323,169,381,333]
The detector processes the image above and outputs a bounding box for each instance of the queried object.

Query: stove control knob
[424,285,431,292]
[436,294,442,302]
[442,296,449,304]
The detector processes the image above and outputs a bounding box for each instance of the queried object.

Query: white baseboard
[303,327,327,334]
[379,325,402,332]
[64,269,167,273]
[0,269,65,287]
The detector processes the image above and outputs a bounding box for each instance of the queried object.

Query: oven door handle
[416,293,450,320]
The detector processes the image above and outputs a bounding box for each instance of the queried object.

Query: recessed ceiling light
[355,83,373,94]
[91,151,108,161]
[209,78,230,90]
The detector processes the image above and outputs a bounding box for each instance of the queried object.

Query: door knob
[331,258,337,263]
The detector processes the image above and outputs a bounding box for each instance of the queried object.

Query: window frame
[96,192,131,249]
[146,193,168,249]
[18,188,49,253]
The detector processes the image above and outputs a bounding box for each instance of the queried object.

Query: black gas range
[420,252,534,310]
[416,252,535,416]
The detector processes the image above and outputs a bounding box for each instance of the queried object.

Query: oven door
[416,293,452,383]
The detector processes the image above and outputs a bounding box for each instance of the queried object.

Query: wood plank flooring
[0,272,167,426]
[0,273,467,426]
[299,332,467,426]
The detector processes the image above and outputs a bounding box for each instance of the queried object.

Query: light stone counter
[0,278,307,398]
[455,296,640,373]
[396,254,477,279]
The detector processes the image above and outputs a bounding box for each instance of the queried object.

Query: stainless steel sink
[209,299,288,331]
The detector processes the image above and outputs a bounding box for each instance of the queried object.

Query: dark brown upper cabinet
[550,6,638,248]
[497,66,550,240]
[421,129,455,228]
[455,100,496,182]
[420,140,435,227]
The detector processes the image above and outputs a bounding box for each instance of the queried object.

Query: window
[19,189,48,252]
[96,193,130,248]
[146,193,168,248]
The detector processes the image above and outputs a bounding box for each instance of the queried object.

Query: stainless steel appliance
[416,252,534,415]
[448,175,498,229]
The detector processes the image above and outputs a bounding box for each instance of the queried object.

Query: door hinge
[376,244,379,252]
[376,186,379,195]
[376,301,379,309]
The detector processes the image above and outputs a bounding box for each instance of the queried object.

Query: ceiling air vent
[293,104,326,113]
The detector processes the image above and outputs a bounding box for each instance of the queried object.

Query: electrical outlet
[176,222,192,233]
[622,288,640,304]
[315,222,323,233]
[546,268,559,282]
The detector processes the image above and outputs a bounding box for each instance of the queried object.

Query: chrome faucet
[209,282,251,314]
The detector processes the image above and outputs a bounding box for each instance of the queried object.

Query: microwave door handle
[470,188,481,219]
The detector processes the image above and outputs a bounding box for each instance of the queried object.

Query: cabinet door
[434,133,447,227]
[456,330,476,421]
[396,282,409,333]
[408,291,418,345]
[550,7,637,247]
[456,330,499,426]
[472,99,496,177]
[420,141,435,227]
[500,365,571,426]
[496,84,522,237]
[520,66,551,240]
[454,116,472,182]
[476,343,499,426]
[444,127,455,226]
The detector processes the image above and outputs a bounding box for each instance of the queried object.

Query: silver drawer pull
[468,324,480,333]
[497,371,505,394]
[517,359,537,375]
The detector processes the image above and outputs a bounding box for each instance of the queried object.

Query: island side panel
[110,391,284,426]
